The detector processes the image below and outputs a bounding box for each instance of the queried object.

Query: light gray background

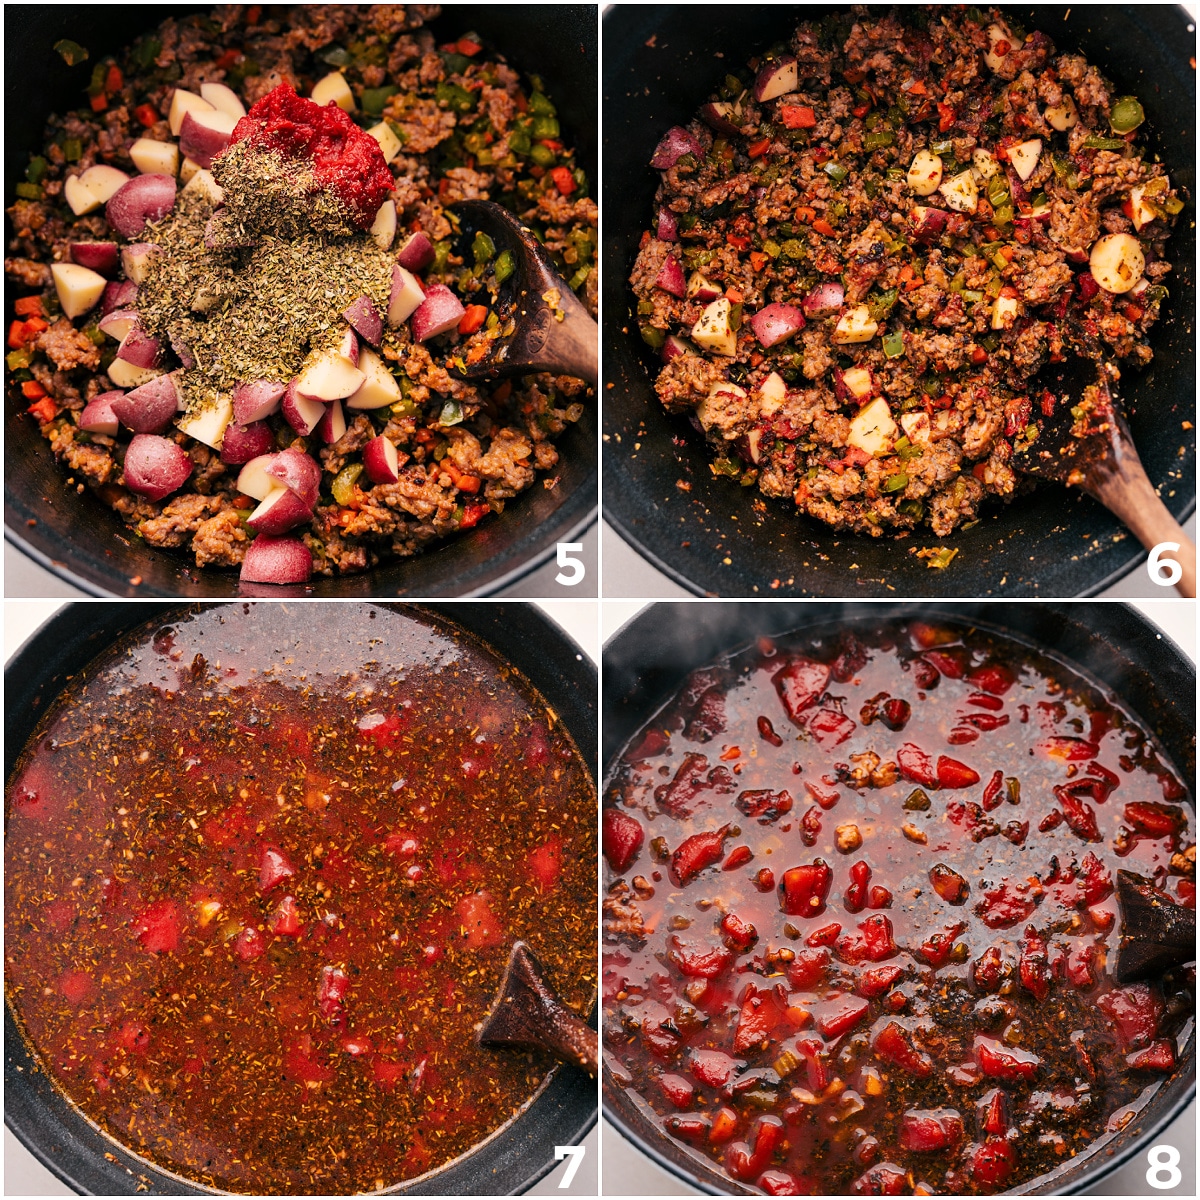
[3,599,600,1197]
[599,600,1195,1197]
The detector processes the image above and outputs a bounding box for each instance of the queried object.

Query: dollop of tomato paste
[229,83,392,229]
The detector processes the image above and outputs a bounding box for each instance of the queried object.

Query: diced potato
[367,123,403,164]
[1044,95,1078,131]
[983,22,1015,73]
[991,293,1021,330]
[311,71,355,112]
[179,157,203,184]
[199,81,247,121]
[841,366,873,400]
[757,371,787,416]
[1008,139,1042,183]
[168,88,215,136]
[1089,233,1145,294]
[107,358,165,389]
[181,169,224,205]
[79,164,130,204]
[1129,181,1166,232]
[971,148,1000,183]
[129,137,180,177]
[345,347,403,410]
[906,149,943,197]
[50,262,107,319]
[939,169,978,215]
[687,272,721,301]
[692,297,737,356]
[370,199,397,251]
[176,393,233,450]
[63,176,100,216]
[899,410,931,445]
[831,305,878,345]
[847,397,897,456]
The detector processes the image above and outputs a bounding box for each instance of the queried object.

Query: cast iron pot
[5,601,597,1195]
[4,5,596,597]
[602,601,1196,1195]
[602,6,1196,597]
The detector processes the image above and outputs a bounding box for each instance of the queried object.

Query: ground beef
[633,5,1179,539]
[191,509,250,566]
[138,493,229,548]
[35,318,101,373]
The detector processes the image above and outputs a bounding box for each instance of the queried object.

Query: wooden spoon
[477,941,598,1076]
[1113,869,1196,983]
[450,200,597,386]
[1012,356,1195,596]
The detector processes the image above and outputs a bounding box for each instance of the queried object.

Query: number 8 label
[1146,1144,1181,1190]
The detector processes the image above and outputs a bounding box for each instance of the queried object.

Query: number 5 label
[554,1144,585,1188]
[1146,1144,1181,1189]
[555,542,585,586]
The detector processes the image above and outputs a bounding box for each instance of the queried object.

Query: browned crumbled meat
[320,414,375,476]
[655,353,722,414]
[384,96,457,154]
[604,882,648,943]
[60,433,117,487]
[190,509,250,566]
[478,428,534,496]
[35,318,101,372]
[5,257,51,287]
[138,493,228,548]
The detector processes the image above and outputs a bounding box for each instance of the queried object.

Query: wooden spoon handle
[1093,458,1196,597]
[541,1009,599,1077]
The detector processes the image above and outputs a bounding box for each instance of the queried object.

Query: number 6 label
[554,1144,585,1188]
[1146,1144,1181,1190]
[1147,542,1183,587]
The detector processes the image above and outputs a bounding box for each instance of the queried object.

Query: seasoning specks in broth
[6,604,596,1195]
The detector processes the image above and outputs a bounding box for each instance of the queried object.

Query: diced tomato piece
[967,663,1014,694]
[923,649,966,679]
[1035,736,1099,761]
[736,788,794,822]
[283,1033,333,1086]
[630,727,669,759]
[602,807,644,874]
[980,770,1004,810]
[758,1169,806,1195]
[937,756,980,789]
[879,698,911,730]
[1055,786,1101,841]
[671,826,729,885]
[659,1073,695,1108]
[234,926,266,961]
[1097,983,1163,1049]
[526,834,563,891]
[733,983,785,1053]
[341,1033,374,1056]
[133,899,184,954]
[317,965,350,1024]
[971,1139,1015,1186]
[709,1105,739,1144]
[667,1114,711,1144]
[59,969,94,1005]
[754,867,776,892]
[668,934,733,978]
[269,895,302,937]
[808,707,857,748]
[779,859,832,916]
[690,1048,738,1089]
[371,1057,406,1091]
[356,710,407,749]
[786,947,829,989]
[857,964,903,998]
[724,844,754,871]
[918,921,967,967]
[981,1088,1008,1136]
[1066,943,1096,989]
[975,1035,1040,1080]
[897,743,937,788]
[258,845,295,892]
[1123,801,1185,837]
[202,801,251,850]
[725,1115,785,1182]
[1126,1038,1176,1071]
[1079,851,1113,905]
[384,831,421,859]
[806,922,841,947]
[873,1021,932,1077]
[453,890,505,949]
[773,657,831,724]
[851,1163,908,1194]
[1018,926,1050,1000]
[977,881,1038,929]
[721,911,758,950]
[814,994,869,1038]
[804,778,841,809]
[837,914,897,964]
[900,1108,962,1152]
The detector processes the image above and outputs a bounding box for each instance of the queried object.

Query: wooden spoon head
[1113,869,1197,983]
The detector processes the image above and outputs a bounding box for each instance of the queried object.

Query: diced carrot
[899,264,914,284]
[937,101,955,132]
[26,396,58,423]
[796,206,816,224]
[780,105,817,130]
[908,80,928,96]
[134,104,159,128]
[549,165,576,195]
[812,219,835,237]
[90,92,108,113]
[105,64,123,93]
[905,276,924,292]
[8,320,27,350]
[749,251,768,272]
[852,103,870,119]
[539,138,564,153]
[21,380,46,400]
[639,229,651,249]
[747,138,771,159]
[726,233,751,252]
[456,473,481,494]
[438,177,450,200]
[456,37,482,56]
[725,287,744,304]
[514,91,528,113]
[458,305,488,336]
[749,352,764,368]
[25,316,48,334]
[971,346,988,365]
[245,5,262,24]
[13,296,43,317]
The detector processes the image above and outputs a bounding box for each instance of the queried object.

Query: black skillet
[5,602,597,1196]
[602,601,1195,1194]
[3,5,596,598]
[602,6,1196,598]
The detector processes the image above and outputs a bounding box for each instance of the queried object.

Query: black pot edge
[599,601,1197,1197]
[4,601,600,1196]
